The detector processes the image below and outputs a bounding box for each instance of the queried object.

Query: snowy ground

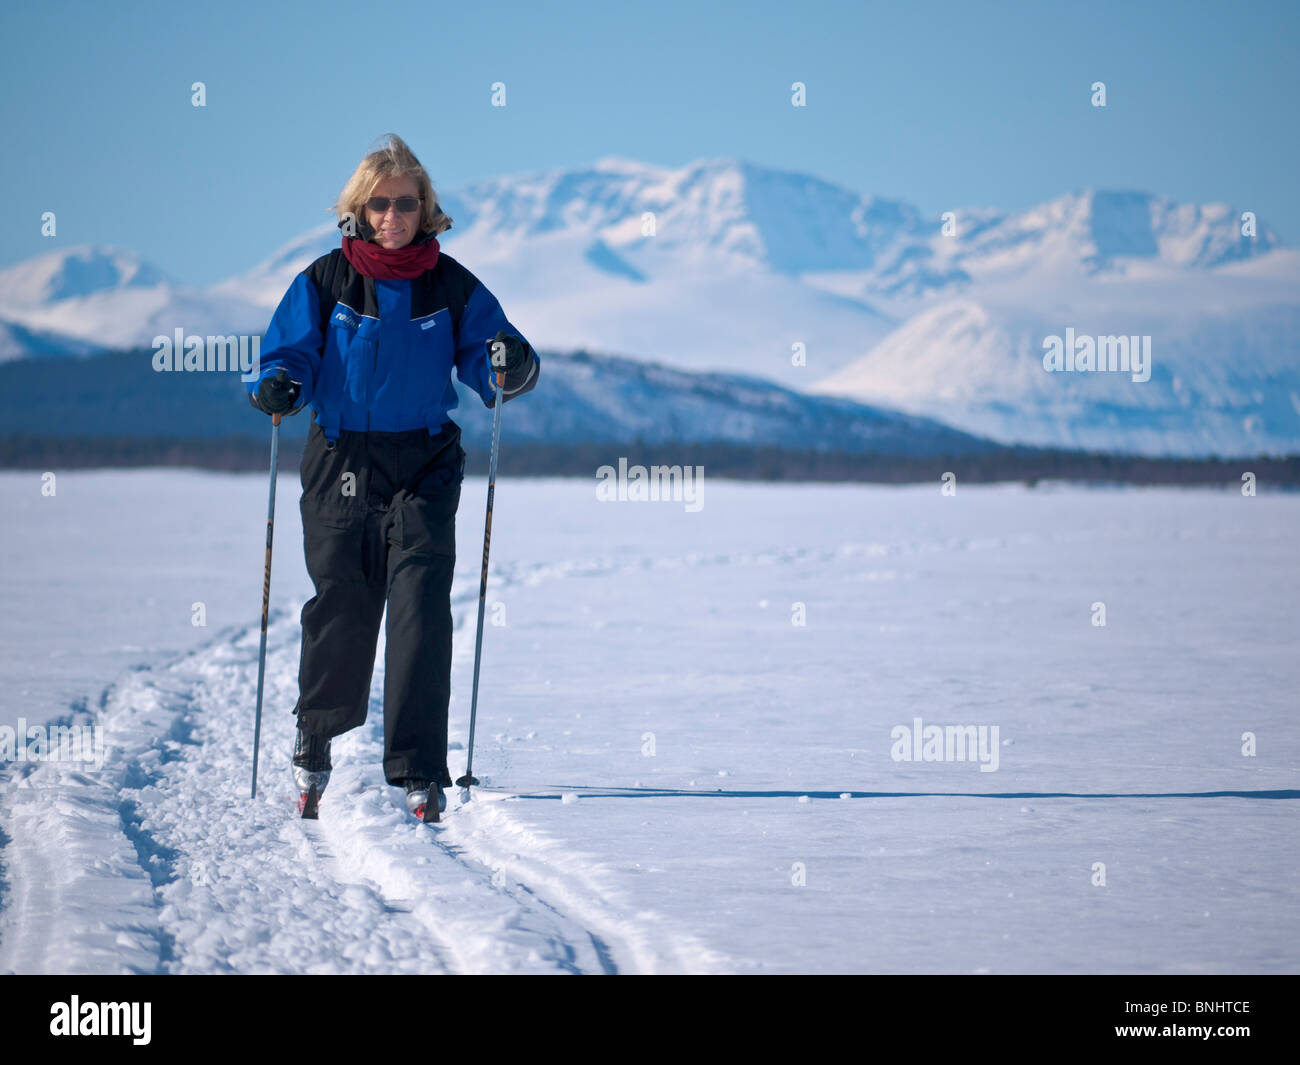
[0,469,1296,974]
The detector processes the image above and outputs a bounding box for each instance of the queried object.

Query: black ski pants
[293,414,465,787]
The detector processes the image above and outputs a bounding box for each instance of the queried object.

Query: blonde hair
[333,133,453,238]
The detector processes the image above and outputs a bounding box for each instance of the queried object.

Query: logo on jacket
[421,319,437,330]
[333,309,359,330]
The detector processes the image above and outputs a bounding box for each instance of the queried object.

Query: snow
[0,470,290,735]
[1,470,1296,974]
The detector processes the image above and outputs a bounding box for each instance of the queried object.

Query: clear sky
[2,0,1296,285]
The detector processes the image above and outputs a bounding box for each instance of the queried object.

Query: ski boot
[404,779,446,823]
[293,727,332,820]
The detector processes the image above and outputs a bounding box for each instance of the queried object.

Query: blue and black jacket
[246,230,539,443]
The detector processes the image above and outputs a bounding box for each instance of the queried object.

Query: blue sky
[2,0,1296,284]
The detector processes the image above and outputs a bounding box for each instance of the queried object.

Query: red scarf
[342,234,440,280]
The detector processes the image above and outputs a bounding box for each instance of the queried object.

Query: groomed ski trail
[0,552,735,975]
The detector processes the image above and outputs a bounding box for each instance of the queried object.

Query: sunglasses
[366,196,423,214]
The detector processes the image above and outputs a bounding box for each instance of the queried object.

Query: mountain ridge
[0,156,1292,458]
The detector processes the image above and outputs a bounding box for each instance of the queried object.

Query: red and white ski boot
[404,779,446,823]
[293,728,332,820]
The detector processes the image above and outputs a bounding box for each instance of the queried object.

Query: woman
[246,134,539,821]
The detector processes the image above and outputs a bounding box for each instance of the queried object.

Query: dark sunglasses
[366,196,423,214]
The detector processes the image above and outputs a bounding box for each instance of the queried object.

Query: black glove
[485,330,538,405]
[249,368,303,416]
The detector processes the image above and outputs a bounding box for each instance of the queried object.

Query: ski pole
[457,365,507,800]
[250,411,281,799]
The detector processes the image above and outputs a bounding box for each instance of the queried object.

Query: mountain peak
[1031,187,1276,268]
[0,245,171,308]
[592,154,665,174]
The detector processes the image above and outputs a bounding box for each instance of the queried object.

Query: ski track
[0,544,776,975]
[0,525,1126,975]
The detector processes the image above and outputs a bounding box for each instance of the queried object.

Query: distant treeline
[1,433,1296,487]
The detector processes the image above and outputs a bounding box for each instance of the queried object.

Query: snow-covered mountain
[209,225,339,310]
[811,286,1300,458]
[448,349,995,455]
[0,245,266,358]
[213,158,902,382]
[0,161,1294,456]
[873,188,1277,296]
